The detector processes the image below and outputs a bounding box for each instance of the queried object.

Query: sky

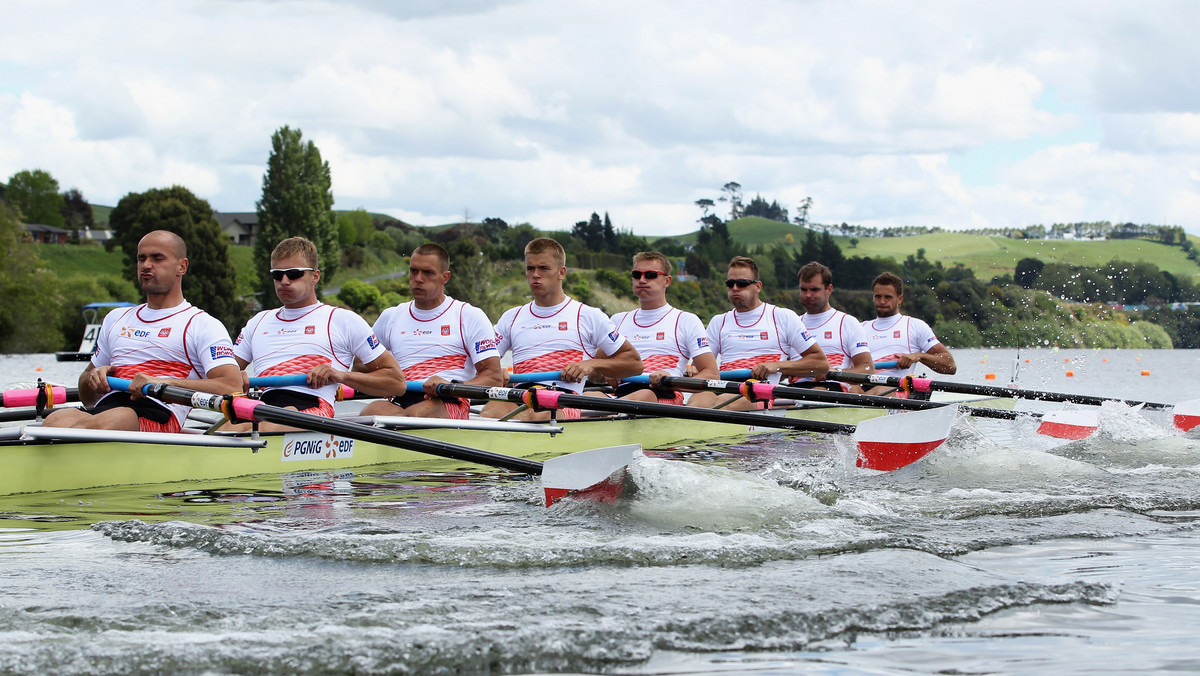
[3,0,1200,237]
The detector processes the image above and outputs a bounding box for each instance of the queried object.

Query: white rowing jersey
[706,303,816,384]
[865,314,942,378]
[797,308,870,380]
[234,303,385,405]
[494,296,627,393]
[92,301,237,427]
[611,304,711,376]
[373,296,498,380]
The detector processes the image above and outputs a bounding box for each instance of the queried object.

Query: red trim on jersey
[135,304,194,323]
[273,304,323,323]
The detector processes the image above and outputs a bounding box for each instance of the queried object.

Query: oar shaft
[430,382,856,434]
[655,375,1021,420]
[826,371,1173,409]
[108,377,544,475]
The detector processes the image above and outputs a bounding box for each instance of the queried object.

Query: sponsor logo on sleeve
[925,336,937,345]
[367,334,380,350]
[441,325,451,336]
[608,329,620,342]
[234,332,244,345]
[801,330,812,341]
[475,337,498,354]
[158,328,171,338]
[697,337,709,348]
[210,345,235,360]
[856,341,868,348]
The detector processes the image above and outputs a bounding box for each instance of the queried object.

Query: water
[2,348,1199,674]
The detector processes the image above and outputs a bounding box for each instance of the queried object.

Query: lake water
[2,348,1199,674]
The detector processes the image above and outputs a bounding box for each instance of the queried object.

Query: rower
[228,236,406,431]
[482,237,643,421]
[610,251,719,408]
[359,242,503,419]
[795,261,874,393]
[42,230,242,432]
[863,271,956,399]
[705,255,828,411]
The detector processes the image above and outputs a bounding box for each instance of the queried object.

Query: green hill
[668,219,1200,282]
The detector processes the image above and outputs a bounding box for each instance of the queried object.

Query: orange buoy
[1141,370,1151,376]
[35,367,43,372]
[984,373,996,380]
[1065,370,1075,377]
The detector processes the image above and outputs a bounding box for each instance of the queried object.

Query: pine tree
[254,126,337,309]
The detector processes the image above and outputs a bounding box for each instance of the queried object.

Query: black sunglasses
[725,278,759,289]
[631,270,665,280]
[270,267,314,281]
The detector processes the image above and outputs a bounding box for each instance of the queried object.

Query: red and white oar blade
[1036,409,1100,440]
[541,444,642,507]
[1173,399,1200,432]
[855,405,957,471]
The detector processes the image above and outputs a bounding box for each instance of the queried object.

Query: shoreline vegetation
[5,216,1194,354]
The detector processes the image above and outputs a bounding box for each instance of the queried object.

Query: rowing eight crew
[42,231,956,432]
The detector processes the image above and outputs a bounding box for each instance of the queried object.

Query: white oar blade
[541,444,642,507]
[1173,399,1200,432]
[855,405,956,471]
[1036,409,1100,440]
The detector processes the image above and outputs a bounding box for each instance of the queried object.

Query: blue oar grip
[623,375,651,385]
[248,374,309,388]
[106,376,141,394]
[508,371,562,383]
[874,361,899,369]
[719,369,751,380]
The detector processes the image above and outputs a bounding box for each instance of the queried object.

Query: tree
[255,126,337,309]
[336,208,374,248]
[5,169,65,227]
[602,212,616,248]
[571,212,605,250]
[718,182,743,221]
[1014,257,1044,289]
[0,201,64,351]
[108,185,245,331]
[60,188,96,235]
[694,198,715,221]
[793,196,813,229]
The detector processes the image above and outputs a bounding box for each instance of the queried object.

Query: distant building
[20,223,70,244]
[214,211,258,246]
[75,227,112,244]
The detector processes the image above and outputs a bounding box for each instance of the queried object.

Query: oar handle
[112,375,359,401]
[874,361,899,369]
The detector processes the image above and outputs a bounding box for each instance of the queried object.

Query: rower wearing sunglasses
[609,251,720,408]
[705,255,829,411]
[226,237,407,431]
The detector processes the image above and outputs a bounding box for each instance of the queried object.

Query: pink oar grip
[232,397,263,422]
[749,382,775,400]
[531,389,564,409]
[909,377,933,393]
[2,386,66,408]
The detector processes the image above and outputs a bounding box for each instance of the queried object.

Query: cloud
[2,0,1200,234]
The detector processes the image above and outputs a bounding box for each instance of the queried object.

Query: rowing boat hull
[2,394,1008,497]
